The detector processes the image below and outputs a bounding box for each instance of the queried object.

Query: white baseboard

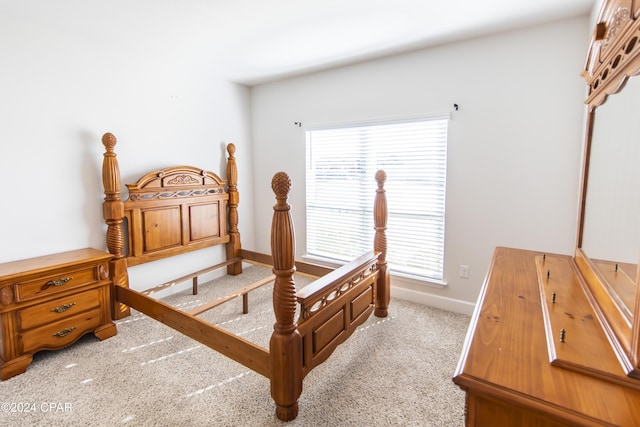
[391,285,475,316]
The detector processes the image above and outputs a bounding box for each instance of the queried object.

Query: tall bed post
[269,172,303,421]
[374,170,390,317]
[101,133,131,320]
[226,143,242,275]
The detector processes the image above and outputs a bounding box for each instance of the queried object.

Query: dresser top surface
[454,246,640,425]
[0,248,112,279]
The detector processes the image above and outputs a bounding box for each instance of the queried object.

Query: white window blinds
[305,116,448,280]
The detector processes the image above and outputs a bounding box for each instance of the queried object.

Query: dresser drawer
[14,266,102,302]
[19,307,103,354]
[17,288,102,331]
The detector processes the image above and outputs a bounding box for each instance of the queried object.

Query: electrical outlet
[459,264,470,279]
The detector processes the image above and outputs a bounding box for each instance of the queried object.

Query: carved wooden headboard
[101,132,241,319]
[122,165,229,266]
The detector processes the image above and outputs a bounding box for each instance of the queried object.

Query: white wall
[0,7,593,309]
[592,0,605,23]
[0,8,255,291]
[250,15,590,313]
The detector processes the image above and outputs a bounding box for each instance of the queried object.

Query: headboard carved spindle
[226,143,242,275]
[101,132,131,319]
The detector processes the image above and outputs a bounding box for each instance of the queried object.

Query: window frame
[304,114,449,281]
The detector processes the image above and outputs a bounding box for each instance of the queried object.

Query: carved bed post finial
[102,133,125,260]
[374,170,390,317]
[226,143,242,275]
[269,172,302,421]
[101,132,130,319]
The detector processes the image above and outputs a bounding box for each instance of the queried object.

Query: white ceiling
[4,0,596,85]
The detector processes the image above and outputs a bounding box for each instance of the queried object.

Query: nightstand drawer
[19,307,103,354]
[17,288,102,331]
[14,266,101,302]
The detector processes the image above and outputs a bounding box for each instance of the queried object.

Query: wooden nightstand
[0,248,117,380]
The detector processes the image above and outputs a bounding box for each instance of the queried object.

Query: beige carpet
[0,265,470,427]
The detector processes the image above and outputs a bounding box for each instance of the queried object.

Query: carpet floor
[0,265,471,426]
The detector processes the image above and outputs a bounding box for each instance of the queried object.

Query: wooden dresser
[455,1,640,425]
[0,248,116,380]
[453,247,640,426]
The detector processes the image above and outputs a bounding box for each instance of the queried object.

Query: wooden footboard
[268,170,388,421]
[296,252,380,375]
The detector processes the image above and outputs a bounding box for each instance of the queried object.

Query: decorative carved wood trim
[0,285,14,306]
[298,261,378,320]
[166,174,200,185]
[125,166,226,195]
[583,0,640,108]
[98,263,109,280]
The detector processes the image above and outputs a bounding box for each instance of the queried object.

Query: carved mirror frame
[577,0,640,378]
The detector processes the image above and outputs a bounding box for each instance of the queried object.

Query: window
[305,115,449,280]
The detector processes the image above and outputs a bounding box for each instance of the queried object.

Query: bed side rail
[141,257,242,296]
[240,249,335,277]
[115,286,271,378]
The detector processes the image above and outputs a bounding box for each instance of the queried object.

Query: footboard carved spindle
[374,170,390,317]
[101,132,131,320]
[269,172,303,421]
[226,143,242,275]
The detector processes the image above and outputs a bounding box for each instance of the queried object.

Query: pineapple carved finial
[272,172,291,203]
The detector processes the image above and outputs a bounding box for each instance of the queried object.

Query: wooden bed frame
[100,132,390,421]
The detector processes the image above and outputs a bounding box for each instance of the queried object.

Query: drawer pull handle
[51,302,76,313]
[52,326,77,337]
[41,277,72,290]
